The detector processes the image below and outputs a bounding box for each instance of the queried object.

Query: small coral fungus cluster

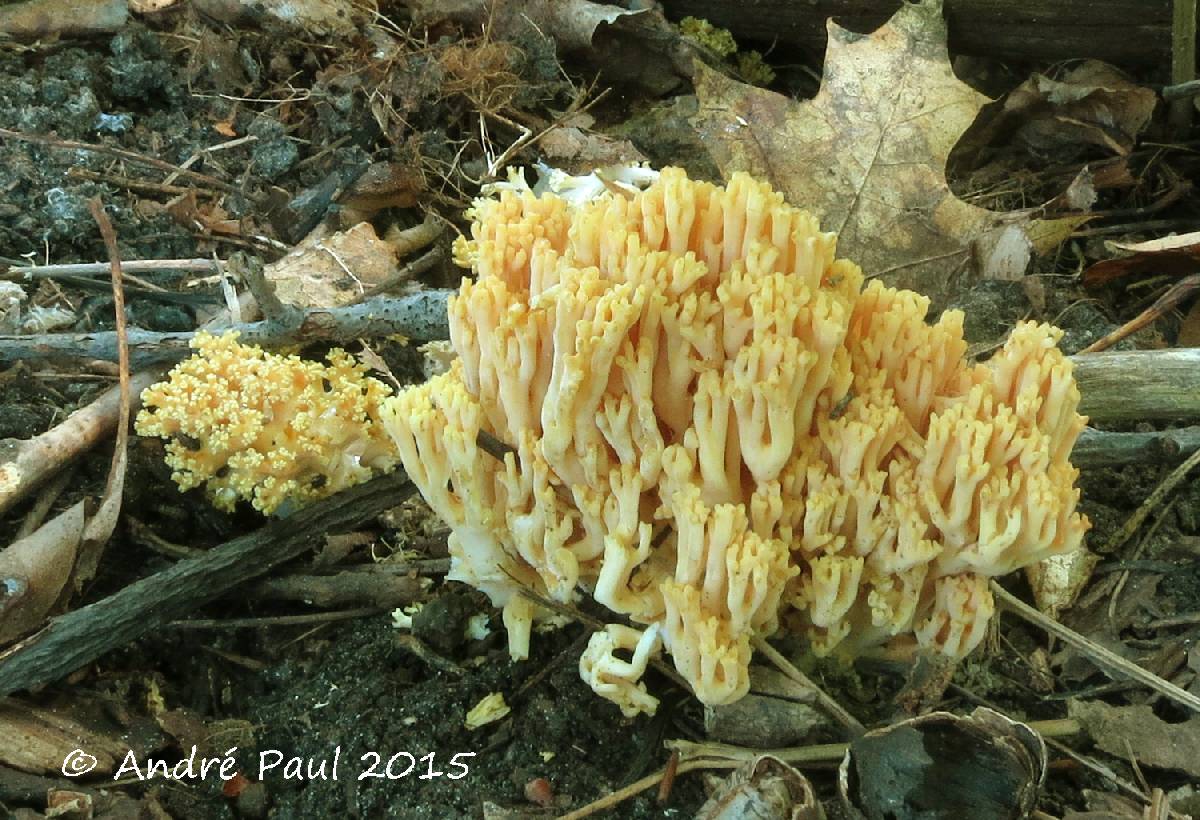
[138,166,1090,717]
[136,332,396,514]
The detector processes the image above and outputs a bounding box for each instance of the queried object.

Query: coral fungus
[380,166,1090,715]
[136,331,396,514]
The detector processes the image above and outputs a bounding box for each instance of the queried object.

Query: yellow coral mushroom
[136,331,397,514]
[380,166,1090,715]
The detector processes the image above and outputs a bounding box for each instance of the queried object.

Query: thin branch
[3,259,220,280]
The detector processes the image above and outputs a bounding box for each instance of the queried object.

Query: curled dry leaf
[1083,230,1200,287]
[692,0,1085,309]
[838,707,1046,820]
[408,0,692,94]
[959,61,1156,161]
[0,501,85,644]
[191,0,366,36]
[695,755,825,820]
[1025,547,1100,619]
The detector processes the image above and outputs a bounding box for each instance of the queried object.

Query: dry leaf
[1025,547,1099,618]
[1047,166,1098,212]
[839,707,1046,820]
[1070,699,1200,778]
[130,0,179,12]
[265,222,399,309]
[0,501,85,644]
[692,0,1084,308]
[408,0,692,94]
[696,756,825,820]
[192,0,364,36]
[963,61,1156,160]
[538,127,646,174]
[408,0,640,52]
[1084,231,1200,286]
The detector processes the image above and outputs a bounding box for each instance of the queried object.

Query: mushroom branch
[374,166,1090,716]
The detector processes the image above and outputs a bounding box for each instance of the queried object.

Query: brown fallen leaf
[192,0,365,36]
[1179,298,1200,347]
[1070,699,1200,778]
[691,0,1084,308]
[1084,231,1200,287]
[960,61,1157,161]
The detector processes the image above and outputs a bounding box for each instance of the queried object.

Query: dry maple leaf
[692,0,1083,307]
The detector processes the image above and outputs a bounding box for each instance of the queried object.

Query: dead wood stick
[0,290,451,368]
[250,570,424,609]
[3,258,220,280]
[660,0,1174,66]
[1072,348,1200,423]
[0,474,413,696]
[1072,426,1200,468]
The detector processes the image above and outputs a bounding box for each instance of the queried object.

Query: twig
[170,607,385,630]
[67,167,223,199]
[1107,498,1177,628]
[75,198,131,580]
[556,758,735,820]
[3,259,220,280]
[751,636,865,736]
[1077,273,1200,354]
[0,291,452,368]
[1148,612,1200,629]
[665,717,1079,769]
[394,633,465,676]
[349,247,444,305]
[1072,426,1200,468]
[990,582,1200,715]
[1163,77,1200,101]
[1171,0,1197,130]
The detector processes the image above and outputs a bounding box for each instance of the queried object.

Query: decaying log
[0,474,413,697]
[661,0,1173,66]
